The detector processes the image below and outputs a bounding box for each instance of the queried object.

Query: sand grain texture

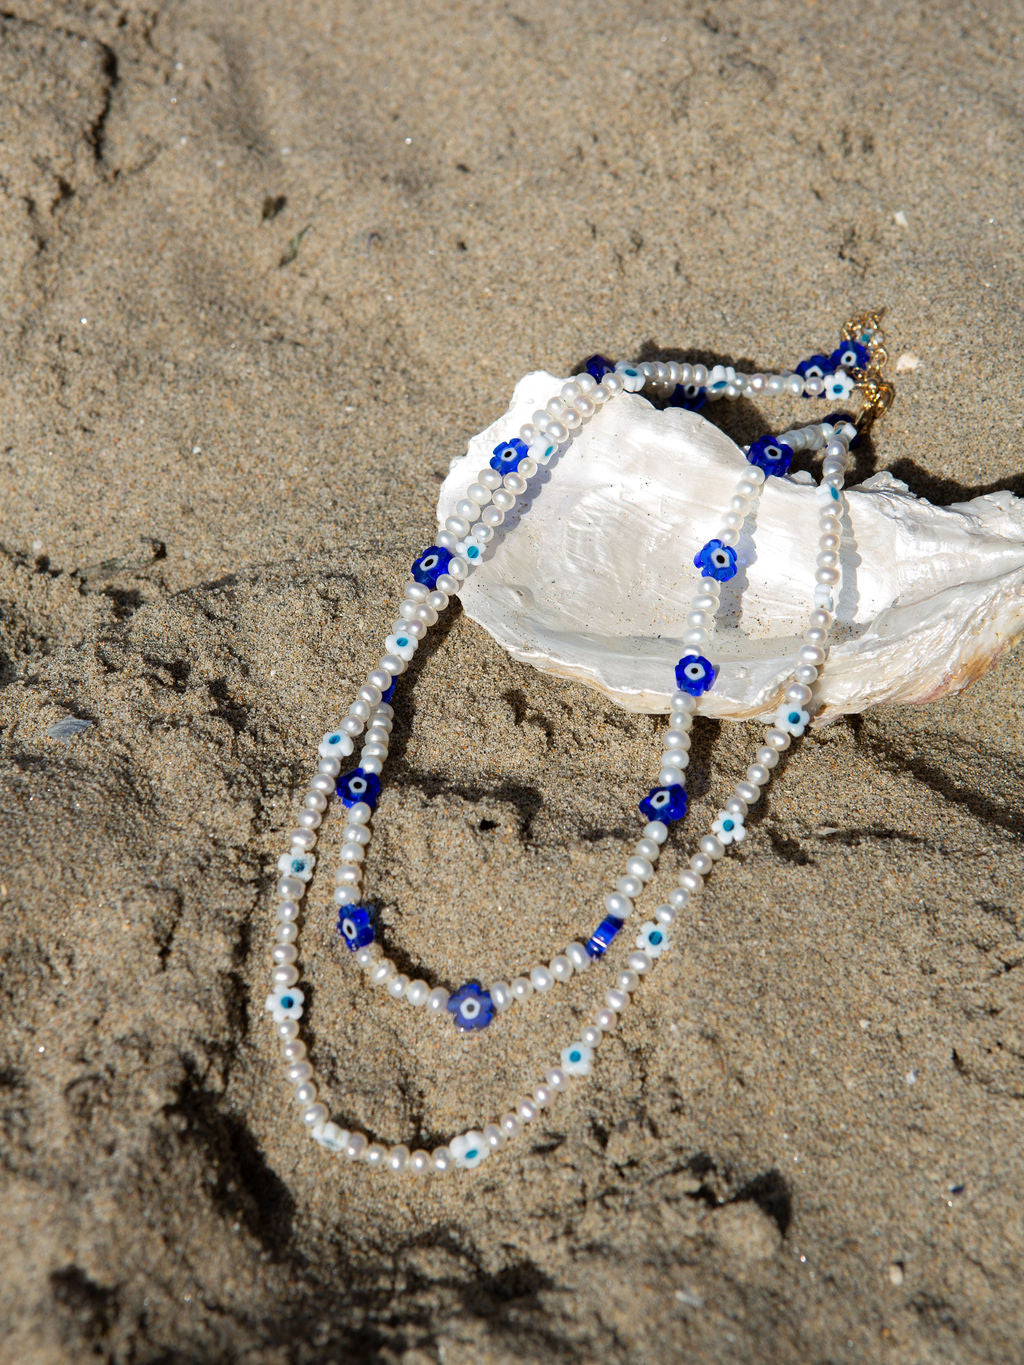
[2,2,1023,1362]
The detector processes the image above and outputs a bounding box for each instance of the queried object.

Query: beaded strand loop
[264,322,889,1172]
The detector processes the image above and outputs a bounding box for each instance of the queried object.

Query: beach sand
[2,1,1023,1360]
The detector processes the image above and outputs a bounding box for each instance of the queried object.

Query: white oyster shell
[438,372,1024,721]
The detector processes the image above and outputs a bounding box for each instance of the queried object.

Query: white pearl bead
[388,1145,409,1173]
[273,964,298,986]
[581,1025,603,1048]
[533,1084,553,1108]
[605,892,632,918]
[282,1039,306,1061]
[689,852,713,876]
[272,944,297,965]
[517,1097,538,1123]
[726,796,748,815]
[290,827,316,850]
[500,1112,522,1138]
[700,835,724,860]
[616,875,643,899]
[348,802,372,824]
[343,824,371,846]
[286,1061,312,1083]
[566,942,590,970]
[746,763,771,786]
[339,843,364,863]
[276,921,298,944]
[678,869,702,892]
[345,1133,368,1160]
[662,748,690,770]
[626,855,654,881]
[765,728,791,751]
[483,1123,505,1149]
[318,757,341,777]
[668,888,688,908]
[365,1144,387,1168]
[303,1103,328,1127]
[297,809,322,830]
[427,987,449,1013]
[644,821,669,844]
[432,1146,452,1172]
[550,955,573,982]
[511,975,533,1000]
[617,970,640,993]
[277,1019,299,1040]
[302,790,327,811]
[659,766,684,787]
[387,974,409,999]
[355,946,375,968]
[467,482,491,505]
[594,1007,618,1031]
[787,683,812,704]
[404,977,428,1010]
[548,1067,570,1092]
[335,865,360,885]
[735,780,760,804]
[371,961,395,986]
[491,981,512,1011]
[634,837,660,861]
[656,904,676,925]
[683,628,710,649]
[628,951,651,973]
[410,1150,432,1174]
[530,965,554,992]
[294,1082,317,1105]
[756,746,779,769]
[491,488,516,511]
[481,505,505,528]
[310,773,334,795]
[504,473,527,495]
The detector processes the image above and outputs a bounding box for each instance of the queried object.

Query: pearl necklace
[263,316,892,1175]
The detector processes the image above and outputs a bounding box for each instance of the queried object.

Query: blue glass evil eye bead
[336,767,381,809]
[694,537,738,582]
[584,354,615,381]
[411,546,452,588]
[675,652,715,696]
[489,438,529,476]
[447,981,495,1031]
[830,341,870,371]
[639,783,688,822]
[337,905,374,951]
[669,382,707,412]
[586,915,623,958]
[746,434,793,478]
[796,354,830,383]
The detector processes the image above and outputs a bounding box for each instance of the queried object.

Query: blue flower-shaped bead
[694,537,738,582]
[447,981,495,1031]
[675,652,716,696]
[584,354,615,381]
[830,341,870,371]
[336,767,381,809]
[586,915,623,958]
[795,354,831,383]
[746,435,794,478]
[639,783,688,822]
[489,438,529,476]
[669,382,707,412]
[337,905,374,951]
[411,546,452,588]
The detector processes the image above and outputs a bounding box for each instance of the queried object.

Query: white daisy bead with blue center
[384,631,416,662]
[711,812,746,845]
[561,1042,593,1076]
[265,985,304,1022]
[318,729,355,759]
[775,702,811,736]
[450,1132,489,1169]
[635,922,669,956]
[278,851,315,882]
[312,1120,350,1153]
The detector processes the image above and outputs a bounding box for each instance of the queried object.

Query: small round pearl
[354,946,375,968]
[491,981,512,1011]
[345,1133,368,1160]
[285,1061,312,1083]
[517,1097,538,1123]
[689,852,713,876]
[756,746,779,769]
[550,955,573,982]
[294,1082,317,1105]
[387,974,409,999]
[628,951,651,974]
[605,892,632,918]
[656,905,676,925]
[303,1103,328,1127]
[678,869,703,892]
[276,921,298,944]
[371,961,395,986]
[281,1038,305,1061]
[659,766,684,787]
[606,989,629,1012]
[533,1084,553,1108]
[277,1019,299,1040]
[432,1147,453,1172]
[617,875,643,899]
[272,944,297,965]
[297,809,322,830]
[644,821,669,844]
[365,1144,387,1169]
[668,888,689,908]
[581,1025,603,1048]
[500,1112,522,1138]
[388,1145,410,1173]
[483,1124,505,1149]
[726,796,748,816]
[626,856,654,881]
[617,970,640,993]
[310,774,335,795]
[735,779,761,804]
[410,1150,432,1175]
[511,976,534,1000]
[787,683,812,704]
[530,965,554,992]
[746,763,771,787]
[634,837,661,861]
[427,987,449,1013]
[404,977,428,1010]
[547,1067,569,1092]
[594,1008,618,1031]
[273,964,299,987]
[566,942,590,970]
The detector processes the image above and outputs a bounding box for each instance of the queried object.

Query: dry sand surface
[2,1,1024,1361]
